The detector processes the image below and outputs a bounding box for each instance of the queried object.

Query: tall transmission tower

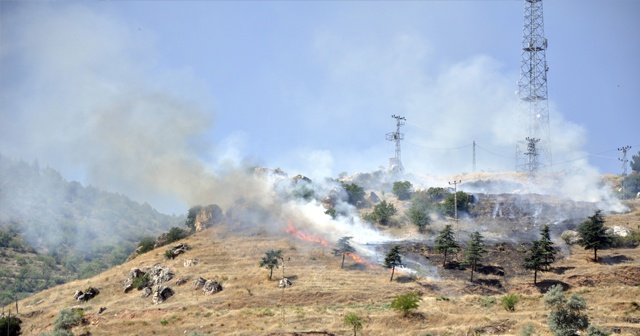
[386,115,406,174]
[516,0,552,174]
[618,145,632,176]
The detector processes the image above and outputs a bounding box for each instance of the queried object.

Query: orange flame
[285,221,328,246]
[346,252,379,268]
[286,220,378,268]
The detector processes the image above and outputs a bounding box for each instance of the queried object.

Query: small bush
[585,324,610,336]
[160,319,169,326]
[520,324,535,336]
[165,249,176,260]
[481,296,497,308]
[390,293,422,317]
[502,293,519,312]
[54,308,83,331]
[137,236,156,254]
[165,227,187,244]
[132,273,150,289]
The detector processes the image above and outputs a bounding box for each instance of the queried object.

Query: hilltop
[3,171,639,335]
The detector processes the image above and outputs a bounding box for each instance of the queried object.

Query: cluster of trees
[619,150,640,199]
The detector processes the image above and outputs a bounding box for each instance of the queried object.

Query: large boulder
[606,226,632,237]
[279,278,292,288]
[561,230,580,245]
[202,280,223,295]
[152,286,174,304]
[74,287,99,302]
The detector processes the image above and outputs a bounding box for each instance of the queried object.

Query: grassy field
[5,200,640,336]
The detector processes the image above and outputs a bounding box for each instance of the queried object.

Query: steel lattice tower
[386,115,406,174]
[516,0,552,174]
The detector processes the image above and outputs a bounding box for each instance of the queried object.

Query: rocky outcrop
[194,204,224,232]
[183,258,199,267]
[73,287,99,302]
[123,265,174,303]
[192,277,222,294]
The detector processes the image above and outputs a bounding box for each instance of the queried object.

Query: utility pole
[619,145,632,196]
[472,141,477,172]
[386,115,406,174]
[449,180,461,230]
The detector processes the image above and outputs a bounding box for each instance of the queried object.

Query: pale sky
[1,0,638,211]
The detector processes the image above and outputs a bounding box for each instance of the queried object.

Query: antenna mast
[516,0,552,174]
[386,115,406,174]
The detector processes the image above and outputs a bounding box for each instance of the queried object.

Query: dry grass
[5,203,640,336]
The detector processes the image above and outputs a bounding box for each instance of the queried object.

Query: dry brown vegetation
[5,200,640,336]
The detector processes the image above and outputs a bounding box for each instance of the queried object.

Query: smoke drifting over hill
[0,3,622,220]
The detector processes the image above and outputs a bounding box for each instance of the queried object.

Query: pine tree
[333,236,356,269]
[384,245,403,282]
[577,210,612,261]
[539,224,557,271]
[435,225,459,267]
[259,249,283,280]
[523,240,545,284]
[463,231,487,282]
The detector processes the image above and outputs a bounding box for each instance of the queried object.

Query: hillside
[0,155,183,304]
[5,196,639,336]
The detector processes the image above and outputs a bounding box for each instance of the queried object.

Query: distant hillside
[0,155,183,305]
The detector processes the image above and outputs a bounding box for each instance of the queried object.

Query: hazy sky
[1,0,639,211]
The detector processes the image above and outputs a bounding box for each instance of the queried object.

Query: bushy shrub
[137,236,156,254]
[392,181,413,200]
[544,285,589,336]
[53,308,83,331]
[165,227,187,244]
[132,273,150,289]
[390,293,422,317]
[366,201,397,226]
[502,293,519,311]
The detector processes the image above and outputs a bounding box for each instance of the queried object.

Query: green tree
[392,181,413,200]
[367,200,397,226]
[344,312,365,336]
[185,205,203,232]
[343,183,366,208]
[333,236,356,269]
[384,245,403,282]
[434,225,459,267]
[621,173,640,199]
[539,224,557,270]
[259,249,283,280]
[137,236,156,254]
[165,227,187,244]
[463,231,487,282]
[630,151,640,173]
[426,187,447,202]
[544,284,589,336]
[407,204,431,233]
[390,293,422,317]
[443,191,471,217]
[577,210,612,261]
[523,239,545,284]
[0,315,22,336]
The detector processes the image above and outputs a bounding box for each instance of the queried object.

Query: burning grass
[5,204,640,335]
